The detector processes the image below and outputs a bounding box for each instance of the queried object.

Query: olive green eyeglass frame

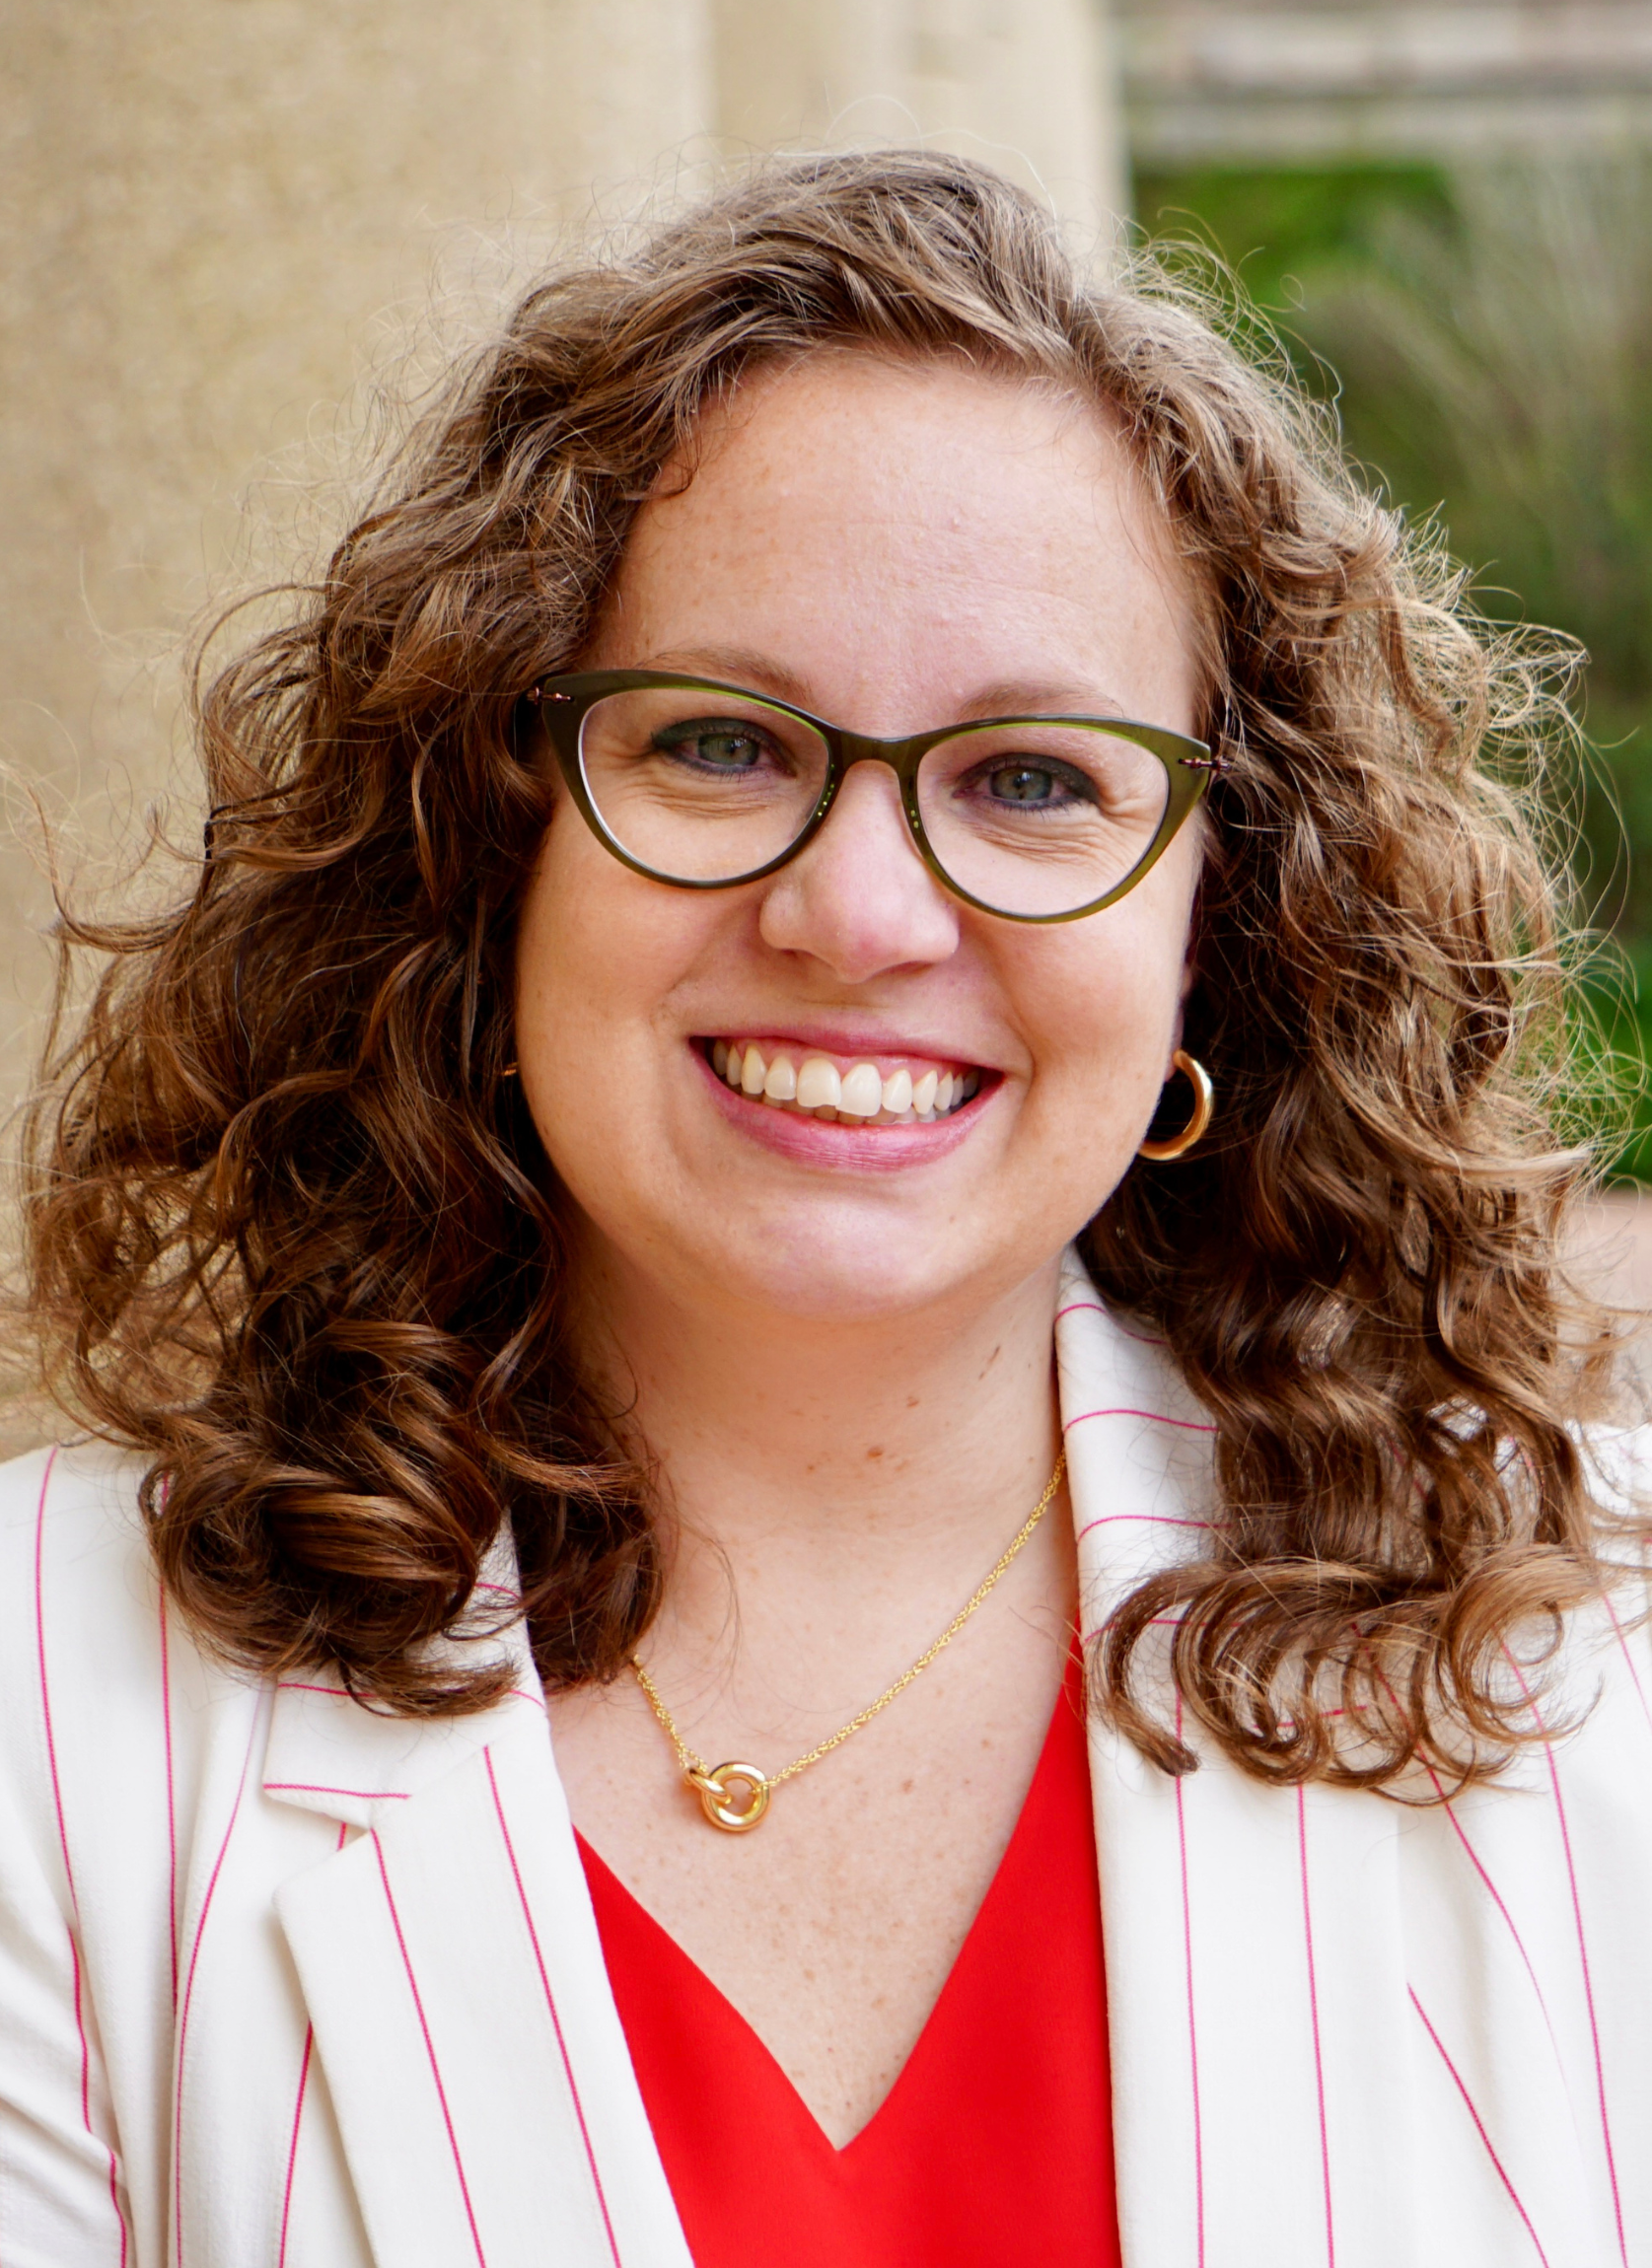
[524,669,1225,924]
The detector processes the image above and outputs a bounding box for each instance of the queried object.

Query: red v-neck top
[577,1652,1119,2268]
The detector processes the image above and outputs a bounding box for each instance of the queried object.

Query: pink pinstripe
[262,1782,410,1801]
[1503,1654,1629,2266]
[1064,1406,1216,1435]
[1603,1593,1652,1742]
[1076,1512,1212,1542]
[1366,1659,1565,2066]
[370,1830,489,2268]
[483,1751,622,2264]
[1408,1989,1551,2265]
[172,1709,257,2268]
[1174,1697,1206,2268]
[1423,1765,1564,2065]
[157,1476,180,2016]
[1052,1299,1167,1345]
[159,1588,178,2012]
[34,1447,131,2267]
[1296,1790,1335,2268]
[276,2027,315,2268]
[276,1822,347,2268]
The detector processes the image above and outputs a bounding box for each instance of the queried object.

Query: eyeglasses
[525,671,1222,922]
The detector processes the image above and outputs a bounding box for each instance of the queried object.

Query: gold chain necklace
[630,1452,1066,1832]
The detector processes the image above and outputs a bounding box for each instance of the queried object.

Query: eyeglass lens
[575,683,1172,918]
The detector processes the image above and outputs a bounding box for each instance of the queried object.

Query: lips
[705,1038,983,1125]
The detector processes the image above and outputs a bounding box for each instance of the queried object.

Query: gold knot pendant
[630,1452,1066,1832]
[686,1761,772,1832]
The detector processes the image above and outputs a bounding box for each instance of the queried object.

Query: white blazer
[4,1253,1651,2268]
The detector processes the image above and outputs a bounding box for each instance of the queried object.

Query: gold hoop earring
[1137,1050,1214,1162]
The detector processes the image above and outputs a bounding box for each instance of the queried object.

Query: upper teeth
[710,1040,979,1123]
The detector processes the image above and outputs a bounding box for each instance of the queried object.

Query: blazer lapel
[1057,1257,1420,2268]
[266,1625,691,2268]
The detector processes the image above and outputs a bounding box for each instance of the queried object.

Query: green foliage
[1137,157,1652,1174]
[1580,941,1652,1183]
[1135,164,1457,320]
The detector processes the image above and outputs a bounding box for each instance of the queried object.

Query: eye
[981,760,1099,810]
[991,763,1054,804]
[652,719,773,771]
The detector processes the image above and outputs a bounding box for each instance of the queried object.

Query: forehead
[663,351,1176,567]
[595,351,1204,733]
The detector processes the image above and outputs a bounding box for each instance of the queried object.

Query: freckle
[867,1445,885,1460]
[906,1395,920,1409]
[900,1777,915,1793]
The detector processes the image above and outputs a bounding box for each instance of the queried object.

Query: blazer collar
[1053,1246,1219,1632]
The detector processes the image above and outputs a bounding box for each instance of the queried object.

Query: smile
[705,1038,983,1125]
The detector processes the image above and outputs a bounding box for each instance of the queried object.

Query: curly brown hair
[20,150,1634,1787]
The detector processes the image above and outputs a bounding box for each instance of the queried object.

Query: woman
[3,151,1648,2268]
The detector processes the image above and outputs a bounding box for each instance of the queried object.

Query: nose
[756,757,961,982]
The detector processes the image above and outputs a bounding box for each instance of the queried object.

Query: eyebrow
[630,645,1134,726]
[960,677,1132,724]
[637,645,818,708]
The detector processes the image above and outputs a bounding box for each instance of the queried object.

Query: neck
[573,1245,1068,1625]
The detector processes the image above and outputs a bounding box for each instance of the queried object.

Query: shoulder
[0,1434,150,1526]
[0,1441,268,1880]
[1553,1406,1652,1780]
[0,1445,179,1987]
[1570,1419,1652,1728]
[1437,1421,1652,1846]
[1581,1415,1652,1524]
[0,1443,161,1812]
[0,1437,155,1641]
[0,1439,158,1686]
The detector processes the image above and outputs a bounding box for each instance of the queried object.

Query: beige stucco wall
[715,0,1125,217]
[0,0,1124,1119]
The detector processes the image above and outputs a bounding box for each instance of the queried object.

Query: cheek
[1030,949,1177,1105]
[514,814,606,1053]
[512,806,724,1114]
[1008,878,1197,1154]
[1042,886,1193,1046]
[512,819,682,1223]
[517,802,686,1024]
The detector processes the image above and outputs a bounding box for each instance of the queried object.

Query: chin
[703,1206,1010,1325]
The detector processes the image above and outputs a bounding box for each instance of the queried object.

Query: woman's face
[515,353,1206,1325]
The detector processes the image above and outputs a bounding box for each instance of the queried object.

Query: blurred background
[4,0,1650,1294]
